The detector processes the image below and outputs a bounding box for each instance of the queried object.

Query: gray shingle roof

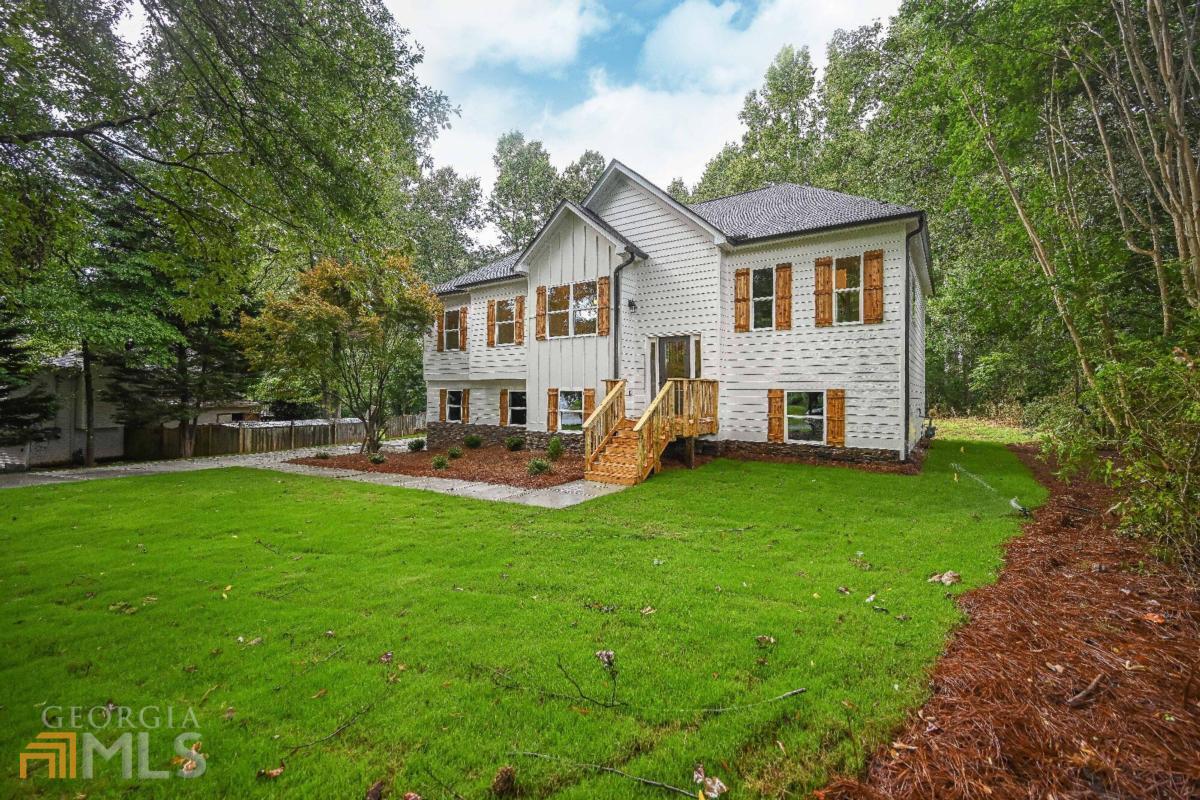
[433,251,521,295]
[688,183,919,242]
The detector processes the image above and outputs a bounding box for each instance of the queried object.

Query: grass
[934,416,1034,445]
[0,437,1044,798]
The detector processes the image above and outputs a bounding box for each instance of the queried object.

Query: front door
[657,335,692,392]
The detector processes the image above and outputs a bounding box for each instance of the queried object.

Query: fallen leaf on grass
[491,765,517,797]
[311,688,327,699]
[928,571,961,586]
[640,606,656,616]
[864,593,876,603]
[222,707,235,721]
[246,637,263,647]
[693,763,728,798]
[837,586,851,595]
[402,793,423,800]
[755,635,776,647]
[379,651,394,664]
[257,760,285,780]
[364,779,387,800]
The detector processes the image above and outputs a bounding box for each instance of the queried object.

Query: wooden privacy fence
[125,413,425,461]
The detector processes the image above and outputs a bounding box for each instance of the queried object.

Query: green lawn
[0,438,1044,798]
[934,416,1034,444]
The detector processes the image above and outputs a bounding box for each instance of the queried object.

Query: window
[548,281,597,338]
[508,391,526,426]
[495,298,515,345]
[447,390,463,423]
[786,391,824,443]
[558,390,584,431]
[443,309,461,349]
[752,267,775,329]
[834,257,862,324]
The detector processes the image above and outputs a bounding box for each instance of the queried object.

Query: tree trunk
[179,418,196,458]
[81,339,95,467]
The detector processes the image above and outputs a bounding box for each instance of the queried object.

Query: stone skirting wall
[424,423,585,455]
[701,438,903,464]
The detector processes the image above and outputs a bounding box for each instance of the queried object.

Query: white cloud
[640,0,898,91]
[388,0,609,88]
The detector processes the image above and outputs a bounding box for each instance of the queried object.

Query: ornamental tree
[238,252,437,453]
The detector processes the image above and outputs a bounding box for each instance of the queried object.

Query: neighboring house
[424,160,931,485]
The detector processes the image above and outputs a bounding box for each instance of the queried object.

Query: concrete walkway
[0,442,626,508]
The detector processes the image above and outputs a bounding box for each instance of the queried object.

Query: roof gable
[582,160,728,245]
[516,199,646,268]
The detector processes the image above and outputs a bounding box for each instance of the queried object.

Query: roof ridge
[688,183,783,207]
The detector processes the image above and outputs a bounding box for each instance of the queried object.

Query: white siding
[424,291,470,382]
[906,236,927,447]
[524,213,621,433]
[426,380,526,427]
[0,368,124,468]
[589,175,723,417]
[720,222,909,454]
[467,279,527,380]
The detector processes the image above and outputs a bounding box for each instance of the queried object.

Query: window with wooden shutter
[461,388,470,423]
[826,388,845,447]
[487,300,496,347]
[546,388,558,432]
[734,268,750,332]
[436,310,445,352]
[814,257,833,327]
[515,295,525,344]
[439,389,447,422]
[459,306,468,350]
[597,276,611,336]
[774,262,792,330]
[767,389,785,442]
[499,389,508,426]
[583,388,596,422]
[535,286,547,340]
[863,249,884,324]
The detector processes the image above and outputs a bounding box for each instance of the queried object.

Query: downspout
[611,249,637,379]
[902,212,926,461]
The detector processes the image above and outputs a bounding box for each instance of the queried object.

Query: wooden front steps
[584,420,641,485]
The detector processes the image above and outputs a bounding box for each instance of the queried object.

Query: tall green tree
[487,131,563,251]
[0,304,57,447]
[401,166,487,284]
[558,149,607,202]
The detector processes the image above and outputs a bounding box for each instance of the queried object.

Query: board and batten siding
[588,175,723,418]
[719,222,910,453]
[524,213,620,433]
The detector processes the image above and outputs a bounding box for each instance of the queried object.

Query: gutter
[902,212,927,461]
[725,211,923,248]
[611,248,638,379]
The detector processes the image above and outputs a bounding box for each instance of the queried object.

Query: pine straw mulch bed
[822,444,1200,800]
[289,444,585,489]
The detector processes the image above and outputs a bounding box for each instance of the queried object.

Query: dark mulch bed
[821,444,1200,799]
[710,439,929,475]
[290,444,585,489]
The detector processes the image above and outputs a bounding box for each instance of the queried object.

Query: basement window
[508,391,526,426]
[786,391,824,443]
[447,390,463,423]
[559,390,584,432]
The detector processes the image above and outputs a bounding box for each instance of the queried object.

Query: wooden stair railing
[583,379,627,471]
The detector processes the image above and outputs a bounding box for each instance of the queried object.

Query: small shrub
[431,455,449,470]
[407,438,425,452]
[368,453,386,464]
[314,451,332,460]
[504,435,524,452]
[463,434,483,449]
[546,436,564,461]
[527,457,551,476]
[447,445,464,459]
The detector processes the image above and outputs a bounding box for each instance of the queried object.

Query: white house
[424,160,930,485]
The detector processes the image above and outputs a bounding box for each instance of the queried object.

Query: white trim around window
[833,256,863,325]
[443,308,461,349]
[495,298,517,346]
[751,265,775,330]
[785,390,825,444]
[557,388,584,433]
[446,389,464,423]
[507,390,527,426]
[546,280,598,338]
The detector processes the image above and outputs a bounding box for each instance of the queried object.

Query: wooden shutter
[814,257,833,327]
[436,311,445,352]
[597,276,611,336]
[767,389,785,443]
[461,389,470,423]
[499,389,508,427]
[863,249,884,324]
[734,268,750,332]
[827,388,845,447]
[515,295,525,344]
[546,388,558,432]
[439,389,447,422]
[487,300,496,347]
[535,286,547,341]
[774,262,792,330]
[459,306,468,350]
[583,388,596,422]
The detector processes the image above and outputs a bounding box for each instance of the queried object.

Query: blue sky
[390,0,901,210]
